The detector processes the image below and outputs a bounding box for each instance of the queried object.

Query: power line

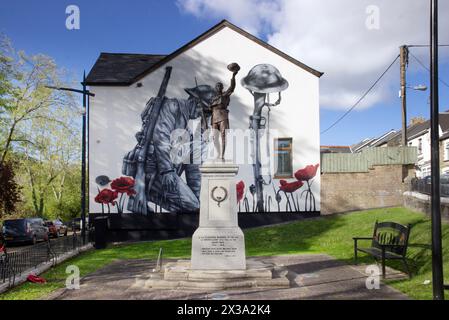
[321,54,400,135]
[409,51,449,89]
[407,44,449,48]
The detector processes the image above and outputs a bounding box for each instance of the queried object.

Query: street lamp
[399,84,428,146]
[407,85,428,91]
[45,71,94,245]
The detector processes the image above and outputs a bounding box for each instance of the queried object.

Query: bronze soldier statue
[209,63,240,160]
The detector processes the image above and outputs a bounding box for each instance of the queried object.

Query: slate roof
[351,113,449,152]
[386,121,430,146]
[350,138,376,153]
[370,130,398,147]
[86,20,323,86]
[85,53,166,85]
[439,112,449,132]
[320,146,352,154]
[406,120,430,140]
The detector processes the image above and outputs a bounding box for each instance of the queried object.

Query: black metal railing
[0,233,85,288]
[410,178,449,197]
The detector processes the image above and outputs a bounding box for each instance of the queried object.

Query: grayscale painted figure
[184,84,216,130]
[123,67,208,214]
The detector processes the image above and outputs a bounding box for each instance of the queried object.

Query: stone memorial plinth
[191,161,246,270]
[135,161,291,290]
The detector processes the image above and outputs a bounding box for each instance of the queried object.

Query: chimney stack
[410,116,426,126]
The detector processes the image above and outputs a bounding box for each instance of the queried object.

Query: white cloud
[177,0,449,110]
[177,0,281,35]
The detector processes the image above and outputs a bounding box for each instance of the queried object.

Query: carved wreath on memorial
[211,186,228,207]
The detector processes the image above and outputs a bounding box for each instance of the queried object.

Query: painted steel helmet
[241,64,289,94]
[184,85,216,106]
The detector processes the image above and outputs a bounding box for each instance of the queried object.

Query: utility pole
[400,45,409,146]
[430,0,444,300]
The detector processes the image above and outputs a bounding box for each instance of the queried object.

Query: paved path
[49,254,409,300]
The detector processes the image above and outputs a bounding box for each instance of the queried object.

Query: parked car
[0,232,5,249]
[69,217,89,232]
[415,174,449,197]
[424,174,449,197]
[2,218,49,245]
[68,218,81,232]
[45,221,59,238]
[53,219,68,236]
[422,174,449,184]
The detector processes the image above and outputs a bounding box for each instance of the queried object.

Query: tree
[0,161,21,217]
[48,164,81,221]
[0,35,81,219]
[0,35,77,167]
[20,109,80,217]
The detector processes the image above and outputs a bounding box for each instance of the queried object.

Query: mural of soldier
[123,67,212,214]
[120,63,289,215]
[184,84,217,131]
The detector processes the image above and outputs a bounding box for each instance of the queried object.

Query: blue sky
[0,0,448,146]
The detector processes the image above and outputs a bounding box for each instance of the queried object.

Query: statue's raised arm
[224,63,240,96]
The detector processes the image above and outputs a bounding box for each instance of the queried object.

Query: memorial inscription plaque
[191,161,246,270]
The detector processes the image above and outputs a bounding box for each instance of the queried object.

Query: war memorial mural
[92,60,319,215]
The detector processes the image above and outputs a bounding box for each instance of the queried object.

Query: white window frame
[444,141,449,161]
[274,138,293,179]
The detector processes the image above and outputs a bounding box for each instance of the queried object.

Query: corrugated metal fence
[321,147,417,173]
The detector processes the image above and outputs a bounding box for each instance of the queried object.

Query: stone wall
[403,191,449,221]
[321,164,415,215]
[90,212,319,243]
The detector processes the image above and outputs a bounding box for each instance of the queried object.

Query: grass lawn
[1,207,447,300]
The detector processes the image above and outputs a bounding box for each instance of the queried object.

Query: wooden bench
[353,221,412,279]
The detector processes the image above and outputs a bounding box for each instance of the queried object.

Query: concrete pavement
[47,254,409,300]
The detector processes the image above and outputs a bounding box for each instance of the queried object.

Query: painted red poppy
[294,164,320,181]
[95,189,118,205]
[236,180,245,203]
[111,177,135,195]
[279,180,304,193]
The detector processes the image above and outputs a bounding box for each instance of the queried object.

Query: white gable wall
[89,26,320,213]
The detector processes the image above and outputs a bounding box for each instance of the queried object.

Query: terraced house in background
[350,112,449,178]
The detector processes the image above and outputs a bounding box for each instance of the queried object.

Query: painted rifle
[127,66,172,214]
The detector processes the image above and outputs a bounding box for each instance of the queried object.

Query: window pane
[275,138,293,178]
[445,142,449,160]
